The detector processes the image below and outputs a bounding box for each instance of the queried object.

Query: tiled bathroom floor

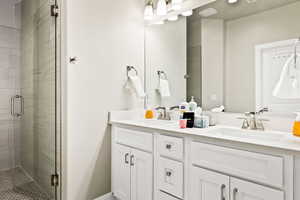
[0,168,51,200]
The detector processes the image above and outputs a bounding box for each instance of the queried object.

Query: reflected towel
[128,75,145,98]
[273,54,300,99]
[158,78,171,98]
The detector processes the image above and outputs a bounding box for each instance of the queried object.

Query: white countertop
[110,118,300,153]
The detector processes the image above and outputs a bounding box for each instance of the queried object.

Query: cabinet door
[112,144,131,200]
[189,166,230,200]
[230,178,284,200]
[130,149,153,200]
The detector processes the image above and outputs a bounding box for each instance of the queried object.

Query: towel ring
[157,70,168,80]
[127,66,138,77]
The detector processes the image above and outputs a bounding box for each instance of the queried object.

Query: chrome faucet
[238,108,269,131]
[156,107,169,120]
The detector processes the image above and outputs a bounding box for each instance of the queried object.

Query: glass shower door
[18,0,61,199]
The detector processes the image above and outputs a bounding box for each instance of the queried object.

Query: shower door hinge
[51,4,59,17]
[51,174,59,187]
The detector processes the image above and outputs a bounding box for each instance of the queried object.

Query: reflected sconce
[157,0,168,16]
[144,1,154,20]
[172,0,183,11]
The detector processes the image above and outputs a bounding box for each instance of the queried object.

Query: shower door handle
[10,95,24,117]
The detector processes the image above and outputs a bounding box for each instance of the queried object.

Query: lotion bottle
[189,96,197,112]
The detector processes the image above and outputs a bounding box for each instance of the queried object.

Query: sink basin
[208,127,286,142]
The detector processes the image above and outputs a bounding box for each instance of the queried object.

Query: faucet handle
[257,107,269,114]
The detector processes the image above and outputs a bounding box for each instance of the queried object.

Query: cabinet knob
[166,171,172,177]
[166,144,172,150]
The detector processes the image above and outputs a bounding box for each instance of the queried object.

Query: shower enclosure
[0,0,61,199]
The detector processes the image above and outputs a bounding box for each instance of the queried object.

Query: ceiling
[189,0,300,21]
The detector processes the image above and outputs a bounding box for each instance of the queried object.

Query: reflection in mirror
[145,0,300,114]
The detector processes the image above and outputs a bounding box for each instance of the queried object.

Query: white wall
[64,0,145,199]
[225,2,300,112]
[145,18,187,107]
[201,19,224,110]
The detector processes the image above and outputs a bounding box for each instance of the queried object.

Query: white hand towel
[158,78,171,98]
[211,105,225,113]
[273,54,300,99]
[128,75,146,98]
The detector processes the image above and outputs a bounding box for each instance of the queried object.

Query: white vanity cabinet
[111,124,294,200]
[230,178,284,200]
[112,127,153,200]
[189,167,230,200]
[189,166,284,200]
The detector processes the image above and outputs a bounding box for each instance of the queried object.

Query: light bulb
[228,0,238,3]
[144,2,154,20]
[157,0,167,16]
[172,0,183,11]
[181,10,193,17]
[168,15,178,21]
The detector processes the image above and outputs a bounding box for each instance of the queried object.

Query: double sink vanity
[110,111,300,200]
[111,0,300,199]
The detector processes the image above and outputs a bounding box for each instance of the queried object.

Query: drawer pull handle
[221,184,226,200]
[166,144,172,149]
[166,171,172,177]
[125,153,129,164]
[130,155,134,166]
[233,188,238,200]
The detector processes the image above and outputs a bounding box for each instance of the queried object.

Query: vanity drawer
[158,135,183,160]
[158,191,181,200]
[114,127,153,152]
[159,157,183,199]
[191,142,283,188]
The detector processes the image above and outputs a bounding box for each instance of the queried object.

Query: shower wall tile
[0,25,21,171]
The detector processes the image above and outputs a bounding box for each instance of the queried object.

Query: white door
[130,148,153,200]
[189,166,230,200]
[230,178,284,200]
[112,144,131,200]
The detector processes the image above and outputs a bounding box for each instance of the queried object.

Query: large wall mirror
[145,0,300,114]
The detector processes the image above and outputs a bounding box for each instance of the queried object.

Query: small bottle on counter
[194,115,210,128]
[188,96,197,112]
[293,112,300,137]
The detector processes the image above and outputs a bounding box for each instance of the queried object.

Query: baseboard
[94,193,114,200]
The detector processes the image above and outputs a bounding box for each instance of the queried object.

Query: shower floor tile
[0,168,51,200]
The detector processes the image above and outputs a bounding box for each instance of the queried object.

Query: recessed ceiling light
[199,8,218,17]
[228,0,238,3]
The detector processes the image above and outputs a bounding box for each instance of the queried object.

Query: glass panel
[0,0,60,199]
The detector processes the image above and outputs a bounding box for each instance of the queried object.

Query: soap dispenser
[189,96,197,112]
[293,112,300,137]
